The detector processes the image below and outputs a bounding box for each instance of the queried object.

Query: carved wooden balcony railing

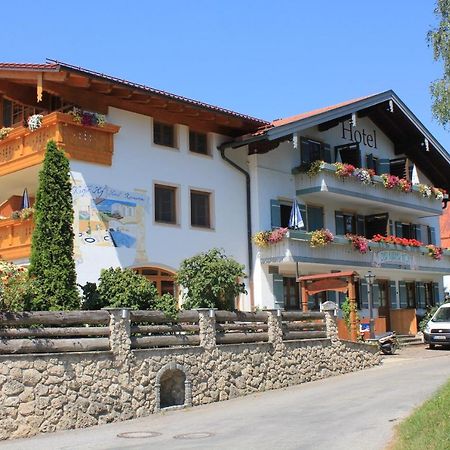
[0,218,34,261]
[0,112,120,176]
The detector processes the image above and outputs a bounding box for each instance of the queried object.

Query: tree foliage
[175,248,247,310]
[428,0,450,128]
[95,267,159,310]
[28,140,79,310]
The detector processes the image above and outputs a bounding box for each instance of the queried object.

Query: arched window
[134,267,176,296]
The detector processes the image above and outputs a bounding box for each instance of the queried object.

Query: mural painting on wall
[71,172,149,265]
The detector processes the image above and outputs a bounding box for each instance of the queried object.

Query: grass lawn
[390,377,450,450]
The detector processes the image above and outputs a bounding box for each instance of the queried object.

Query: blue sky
[4,1,448,150]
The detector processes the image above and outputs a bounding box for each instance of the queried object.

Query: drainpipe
[218,143,254,309]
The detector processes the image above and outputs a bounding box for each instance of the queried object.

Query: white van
[423,303,450,349]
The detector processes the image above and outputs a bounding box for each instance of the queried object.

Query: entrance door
[283,277,300,310]
[377,280,391,330]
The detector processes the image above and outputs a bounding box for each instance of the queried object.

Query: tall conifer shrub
[29,140,79,310]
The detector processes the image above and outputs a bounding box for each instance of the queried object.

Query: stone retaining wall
[0,305,380,440]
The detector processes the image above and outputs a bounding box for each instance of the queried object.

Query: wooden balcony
[0,112,120,176]
[0,218,34,261]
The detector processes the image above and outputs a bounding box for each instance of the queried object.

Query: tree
[428,0,450,128]
[175,248,247,310]
[95,267,158,309]
[28,140,79,310]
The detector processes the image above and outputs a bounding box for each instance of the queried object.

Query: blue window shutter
[412,224,421,242]
[432,283,440,306]
[378,159,390,175]
[372,283,380,308]
[300,138,311,165]
[399,282,407,308]
[335,211,345,235]
[307,206,324,231]
[389,281,397,309]
[389,220,394,236]
[322,143,332,163]
[356,215,365,236]
[428,226,436,245]
[360,281,368,309]
[395,222,403,238]
[272,274,284,309]
[270,199,281,229]
[416,282,425,309]
[366,153,374,170]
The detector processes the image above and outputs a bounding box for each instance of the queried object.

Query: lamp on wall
[365,271,376,339]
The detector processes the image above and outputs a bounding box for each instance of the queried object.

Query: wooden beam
[43,80,109,114]
[66,74,91,88]
[90,81,113,94]
[0,70,67,82]
[0,80,52,109]
[318,115,351,132]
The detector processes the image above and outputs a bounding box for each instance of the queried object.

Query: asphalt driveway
[2,345,450,450]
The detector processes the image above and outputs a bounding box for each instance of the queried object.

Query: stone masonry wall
[0,305,381,440]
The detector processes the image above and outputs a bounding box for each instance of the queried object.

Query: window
[191,190,211,228]
[335,212,356,235]
[389,158,408,179]
[155,184,177,224]
[189,131,208,155]
[280,204,292,228]
[300,138,331,167]
[135,267,176,296]
[405,282,416,308]
[424,282,436,308]
[154,121,175,147]
[335,143,361,167]
[365,213,389,239]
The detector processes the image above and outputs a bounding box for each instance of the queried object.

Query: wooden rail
[0,218,34,261]
[0,111,120,176]
[281,311,327,340]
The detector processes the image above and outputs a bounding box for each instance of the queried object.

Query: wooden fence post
[196,308,217,349]
[104,308,132,359]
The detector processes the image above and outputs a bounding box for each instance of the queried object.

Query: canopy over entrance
[297,271,359,341]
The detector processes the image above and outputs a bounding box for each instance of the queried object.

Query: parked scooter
[378,332,399,355]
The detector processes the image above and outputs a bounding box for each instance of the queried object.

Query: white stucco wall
[70,108,250,308]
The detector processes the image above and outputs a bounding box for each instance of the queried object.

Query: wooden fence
[0,311,110,354]
[130,310,200,349]
[0,309,330,354]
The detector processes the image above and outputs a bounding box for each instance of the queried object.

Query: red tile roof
[0,62,59,71]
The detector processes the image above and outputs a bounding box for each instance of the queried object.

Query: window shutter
[412,224,421,242]
[395,222,403,238]
[372,283,380,308]
[360,281,368,309]
[335,211,345,235]
[272,274,284,309]
[428,226,436,245]
[356,215,365,236]
[378,159,390,175]
[399,282,407,308]
[421,225,429,243]
[389,220,394,236]
[416,282,425,309]
[322,143,332,163]
[366,153,374,170]
[432,283,440,306]
[389,281,398,309]
[307,206,324,231]
[270,200,281,229]
[300,138,311,165]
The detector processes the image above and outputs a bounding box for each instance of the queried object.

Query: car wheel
[429,344,436,349]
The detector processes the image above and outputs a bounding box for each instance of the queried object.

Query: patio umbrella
[288,198,304,229]
[20,188,30,210]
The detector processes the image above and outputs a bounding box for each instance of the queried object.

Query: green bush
[341,297,360,333]
[153,293,179,320]
[419,305,439,331]
[0,261,30,311]
[96,267,158,310]
[175,248,247,310]
[80,282,102,310]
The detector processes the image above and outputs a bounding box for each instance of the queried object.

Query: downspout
[218,143,254,309]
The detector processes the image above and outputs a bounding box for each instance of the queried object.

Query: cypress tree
[29,140,79,310]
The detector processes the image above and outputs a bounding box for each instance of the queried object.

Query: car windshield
[432,307,450,322]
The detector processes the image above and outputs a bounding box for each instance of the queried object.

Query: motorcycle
[378,331,399,355]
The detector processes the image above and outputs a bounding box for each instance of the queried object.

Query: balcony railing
[293,163,445,216]
[0,112,120,176]
[258,230,450,273]
[0,218,33,261]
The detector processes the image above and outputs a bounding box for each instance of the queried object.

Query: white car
[423,303,450,349]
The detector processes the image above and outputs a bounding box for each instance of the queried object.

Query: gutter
[218,143,253,280]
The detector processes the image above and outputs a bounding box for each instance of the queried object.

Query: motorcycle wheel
[380,344,394,355]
